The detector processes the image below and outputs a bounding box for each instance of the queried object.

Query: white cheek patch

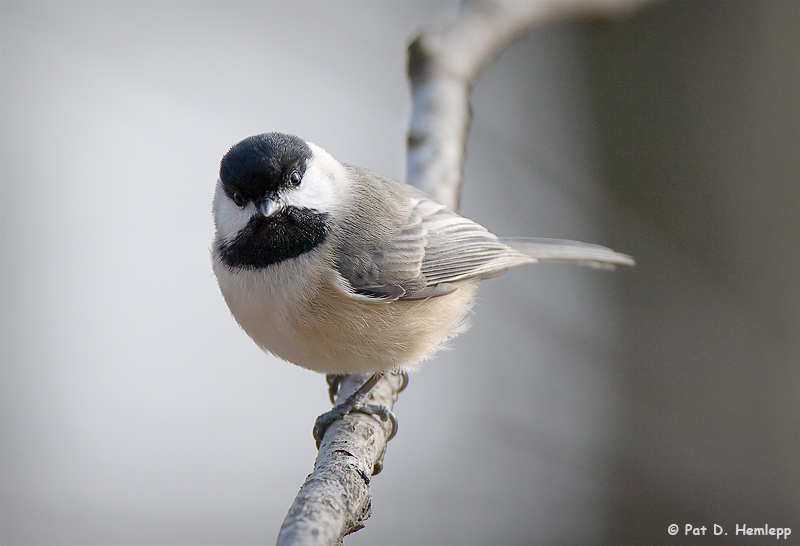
[280,143,347,214]
[212,181,257,242]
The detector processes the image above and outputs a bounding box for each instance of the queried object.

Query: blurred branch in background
[277,0,659,544]
[406,0,661,210]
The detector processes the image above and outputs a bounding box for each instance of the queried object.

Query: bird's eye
[232,191,245,207]
[289,170,302,186]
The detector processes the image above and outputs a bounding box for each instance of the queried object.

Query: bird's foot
[313,372,408,473]
[313,373,386,447]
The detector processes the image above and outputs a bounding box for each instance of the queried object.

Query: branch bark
[276,374,402,546]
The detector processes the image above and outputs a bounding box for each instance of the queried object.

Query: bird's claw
[313,402,397,448]
[315,373,406,474]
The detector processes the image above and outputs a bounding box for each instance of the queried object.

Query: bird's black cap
[219,133,312,202]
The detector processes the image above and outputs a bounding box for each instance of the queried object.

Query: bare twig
[276,374,403,546]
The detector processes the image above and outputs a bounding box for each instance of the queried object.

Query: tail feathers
[500,237,635,270]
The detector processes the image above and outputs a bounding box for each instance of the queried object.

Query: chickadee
[213,132,632,371]
[212,133,633,445]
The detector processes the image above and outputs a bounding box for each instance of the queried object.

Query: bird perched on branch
[212,132,633,443]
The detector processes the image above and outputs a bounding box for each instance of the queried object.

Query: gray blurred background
[1,1,797,545]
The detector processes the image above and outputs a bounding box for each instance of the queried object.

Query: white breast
[212,248,479,375]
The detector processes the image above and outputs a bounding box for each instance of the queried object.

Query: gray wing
[414,200,536,287]
[336,194,534,302]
